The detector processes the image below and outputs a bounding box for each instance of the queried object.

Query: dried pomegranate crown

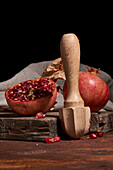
[86,65,101,75]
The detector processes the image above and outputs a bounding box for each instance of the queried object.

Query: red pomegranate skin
[63,71,110,112]
[5,78,57,115]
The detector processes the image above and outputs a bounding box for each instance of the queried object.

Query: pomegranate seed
[97,132,103,137]
[36,112,46,119]
[46,136,61,143]
[46,137,55,143]
[45,85,51,90]
[54,136,61,142]
[43,78,49,83]
[27,80,32,84]
[89,133,97,139]
[7,78,55,102]
[18,83,22,86]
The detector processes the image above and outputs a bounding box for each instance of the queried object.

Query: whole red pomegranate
[63,66,110,112]
[5,78,57,115]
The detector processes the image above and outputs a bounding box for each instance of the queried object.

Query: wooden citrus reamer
[59,33,91,138]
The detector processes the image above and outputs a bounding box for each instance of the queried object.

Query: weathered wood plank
[90,111,113,132]
[0,111,113,141]
[0,112,59,141]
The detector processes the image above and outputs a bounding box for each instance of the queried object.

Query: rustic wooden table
[0,131,113,169]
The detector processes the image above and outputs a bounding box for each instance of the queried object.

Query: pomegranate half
[63,66,110,112]
[5,78,57,115]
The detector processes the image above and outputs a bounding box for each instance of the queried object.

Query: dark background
[1,5,113,82]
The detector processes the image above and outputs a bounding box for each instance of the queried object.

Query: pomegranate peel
[5,78,57,115]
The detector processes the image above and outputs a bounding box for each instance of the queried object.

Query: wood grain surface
[0,131,113,169]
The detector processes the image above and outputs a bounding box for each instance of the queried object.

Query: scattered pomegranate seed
[36,112,46,119]
[46,136,61,143]
[89,133,97,139]
[46,137,55,143]
[97,132,103,137]
[54,136,61,142]
[89,132,103,139]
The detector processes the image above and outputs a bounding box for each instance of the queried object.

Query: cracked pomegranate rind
[5,78,57,115]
